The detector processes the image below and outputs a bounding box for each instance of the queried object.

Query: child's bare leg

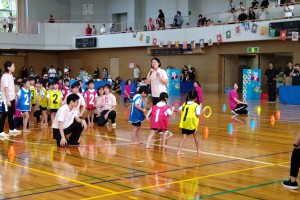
[131,126,138,144]
[23,112,31,133]
[136,126,141,143]
[51,112,55,124]
[193,133,200,154]
[42,111,48,125]
[91,110,94,125]
[146,130,156,149]
[162,131,168,148]
[177,134,187,155]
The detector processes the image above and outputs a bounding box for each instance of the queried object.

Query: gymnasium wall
[2,39,300,93]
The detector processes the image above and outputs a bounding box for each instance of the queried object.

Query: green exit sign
[247,47,259,53]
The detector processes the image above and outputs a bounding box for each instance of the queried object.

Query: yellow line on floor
[81,161,289,199]
[0,159,116,194]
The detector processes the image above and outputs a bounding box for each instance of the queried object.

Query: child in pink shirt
[229,83,248,115]
[194,81,203,104]
[124,79,132,103]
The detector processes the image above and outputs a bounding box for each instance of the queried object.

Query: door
[109,57,119,79]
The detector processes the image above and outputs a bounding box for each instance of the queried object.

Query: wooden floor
[0,93,299,200]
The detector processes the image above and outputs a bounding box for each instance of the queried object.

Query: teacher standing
[0,61,21,137]
[146,58,168,105]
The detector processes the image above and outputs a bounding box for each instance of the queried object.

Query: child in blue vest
[17,79,31,133]
[129,86,148,144]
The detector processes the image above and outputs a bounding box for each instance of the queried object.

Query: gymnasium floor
[0,93,299,199]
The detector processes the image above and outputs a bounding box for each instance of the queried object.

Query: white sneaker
[111,123,116,127]
[0,132,9,137]
[9,129,22,133]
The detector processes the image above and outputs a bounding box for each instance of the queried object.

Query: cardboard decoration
[235,26,241,35]
[279,30,287,41]
[133,32,137,38]
[292,32,299,41]
[167,41,172,48]
[139,33,144,41]
[208,37,213,46]
[251,24,258,33]
[152,38,157,45]
[191,40,196,49]
[159,41,164,47]
[217,34,222,44]
[183,41,187,49]
[146,36,150,44]
[199,39,204,48]
[226,30,231,39]
[260,26,267,36]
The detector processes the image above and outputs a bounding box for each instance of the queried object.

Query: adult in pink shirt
[0,61,21,137]
[229,83,248,115]
[146,58,168,105]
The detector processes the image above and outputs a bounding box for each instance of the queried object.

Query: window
[0,0,17,32]
[0,0,17,17]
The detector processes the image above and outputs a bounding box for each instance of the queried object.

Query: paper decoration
[279,30,287,41]
[152,38,157,45]
[159,41,164,47]
[292,32,299,41]
[260,26,267,36]
[183,41,187,49]
[226,30,231,39]
[146,36,150,44]
[217,34,222,44]
[199,39,204,48]
[133,32,137,38]
[129,62,135,68]
[208,37,213,46]
[235,26,241,35]
[167,41,172,48]
[269,29,276,37]
[139,33,144,41]
[175,41,179,48]
[251,24,258,33]
[243,22,250,31]
[191,40,196,49]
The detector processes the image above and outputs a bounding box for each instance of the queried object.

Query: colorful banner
[191,40,195,49]
[183,41,187,49]
[235,26,241,35]
[133,32,137,38]
[139,33,144,41]
[217,34,222,44]
[251,24,258,33]
[166,69,180,96]
[167,41,172,48]
[199,39,204,48]
[208,37,213,46]
[243,22,250,31]
[175,41,179,48]
[226,30,231,39]
[243,69,261,100]
[159,41,164,47]
[146,36,150,44]
[152,38,157,45]
[269,29,276,37]
[279,30,287,41]
[260,26,267,36]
